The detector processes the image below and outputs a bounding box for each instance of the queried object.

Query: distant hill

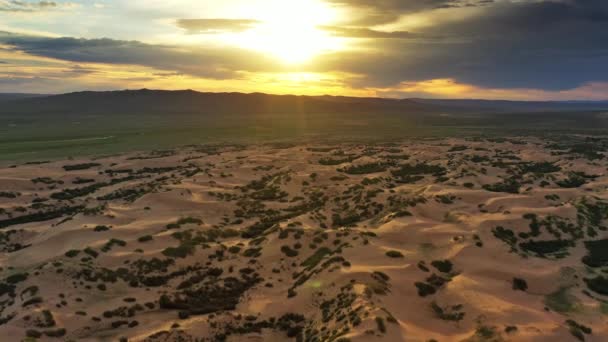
[0,93,47,102]
[412,98,608,113]
[0,90,440,117]
[1,90,606,117]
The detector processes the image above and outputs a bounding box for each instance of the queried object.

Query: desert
[1,135,607,341]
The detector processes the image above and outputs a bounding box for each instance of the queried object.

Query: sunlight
[225,0,345,64]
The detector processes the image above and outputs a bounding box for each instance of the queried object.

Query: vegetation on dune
[512,278,528,291]
[63,163,101,171]
[483,178,521,194]
[0,205,84,229]
[385,250,404,258]
[340,162,391,175]
[545,286,579,313]
[391,163,446,183]
[431,301,465,322]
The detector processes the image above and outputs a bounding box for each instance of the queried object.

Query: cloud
[373,78,608,101]
[328,0,495,25]
[176,18,260,34]
[0,0,57,12]
[319,25,422,39]
[0,31,283,79]
[328,0,492,11]
[311,0,608,91]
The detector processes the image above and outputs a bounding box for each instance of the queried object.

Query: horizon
[3,88,608,103]
[2,1,608,100]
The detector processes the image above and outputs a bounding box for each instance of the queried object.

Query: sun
[225,0,345,64]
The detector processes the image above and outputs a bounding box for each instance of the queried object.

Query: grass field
[1,110,607,162]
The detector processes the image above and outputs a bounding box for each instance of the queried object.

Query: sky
[0,0,607,100]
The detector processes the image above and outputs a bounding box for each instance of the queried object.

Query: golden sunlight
[225,0,345,64]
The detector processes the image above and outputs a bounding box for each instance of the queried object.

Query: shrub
[375,317,386,333]
[512,278,528,291]
[26,330,42,338]
[385,250,404,258]
[584,275,608,296]
[162,243,195,258]
[431,301,465,321]
[228,246,241,254]
[280,245,299,257]
[391,163,446,183]
[64,250,80,258]
[6,273,28,284]
[341,162,389,175]
[431,260,453,273]
[415,282,436,297]
[565,319,592,341]
[556,172,588,188]
[94,225,111,232]
[0,192,19,199]
[101,239,127,252]
[63,163,101,171]
[582,239,608,268]
[22,297,43,307]
[138,235,153,243]
[483,178,520,194]
[84,247,99,258]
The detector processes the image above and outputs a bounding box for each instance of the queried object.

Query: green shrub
[385,250,404,258]
[44,328,66,337]
[63,163,101,171]
[483,178,520,194]
[138,235,153,243]
[512,278,528,291]
[228,246,241,254]
[162,243,195,258]
[26,330,42,338]
[415,282,436,297]
[375,317,386,333]
[341,162,389,175]
[431,260,453,273]
[94,225,110,232]
[6,273,28,284]
[301,247,331,269]
[584,275,608,296]
[64,250,80,258]
[280,245,298,257]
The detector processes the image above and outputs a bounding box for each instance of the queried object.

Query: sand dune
[0,136,607,341]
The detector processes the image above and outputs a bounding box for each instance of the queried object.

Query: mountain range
[1,89,607,117]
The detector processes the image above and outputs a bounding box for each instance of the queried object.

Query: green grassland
[0,110,607,162]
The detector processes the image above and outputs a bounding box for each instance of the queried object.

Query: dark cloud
[68,64,96,75]
[176,18,260,34]
[0,32,281,79]
[0,0,57,12]
[329,0,494,25]
[328,0,491,11]
[312,0,608,90]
